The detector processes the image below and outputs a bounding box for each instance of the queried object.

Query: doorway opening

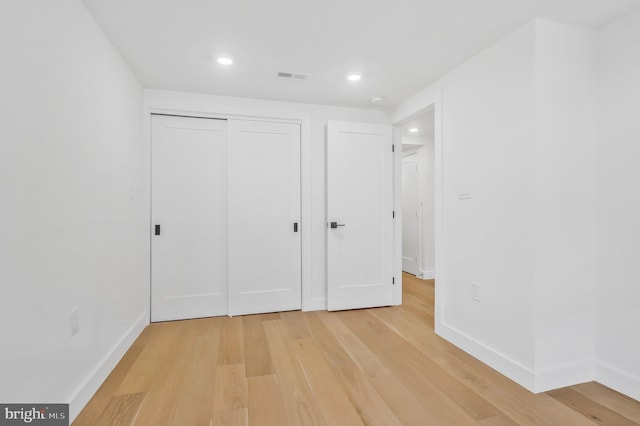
[399,109,435,280]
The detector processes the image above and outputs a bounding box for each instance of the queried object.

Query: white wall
[402,135,427,146]
[439,20,538,380]
[595,7,640,400]
[144,89,389,310]
[532,20,597,390]
[420,127,436,278]
[417,21,538,383]
[392,18,604,393]
[0,0,147,420]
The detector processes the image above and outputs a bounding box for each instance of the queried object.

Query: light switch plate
[70,308,80,336]
[459,182,471,200]
[471,282,480,302]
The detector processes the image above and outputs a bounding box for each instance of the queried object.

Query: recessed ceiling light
[347,73,362,81]
[217,57,233,65]
[409,128,419,133]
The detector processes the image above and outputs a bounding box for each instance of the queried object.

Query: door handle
[330,222,346,229]
[293,222,299,232]
[155,224,161,235]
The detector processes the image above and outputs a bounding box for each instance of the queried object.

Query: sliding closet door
[151,115,227,322]
[228,120,301,316]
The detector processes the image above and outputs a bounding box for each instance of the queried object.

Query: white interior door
[228,120,301,316]
[327,121,394,311]
[151,115,227,322]
[402,152,420,275]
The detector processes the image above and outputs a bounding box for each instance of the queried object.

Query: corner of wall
[69,313,148,422]
[596,362,640,402]
[594,4,640,403]
[436,321,536,391]
[532,361,595,393]
[419,270,435,280]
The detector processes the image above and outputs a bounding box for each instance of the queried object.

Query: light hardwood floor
[74,273,640,425]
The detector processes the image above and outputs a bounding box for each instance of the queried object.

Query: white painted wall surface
[392,18,614,393]
[144,90,389,310]
[532,20,597,391]
[421,132,436,278]
[595,7,640,401]
[402,135,427,146]
[0,0,147,420]
[436,21,538,378]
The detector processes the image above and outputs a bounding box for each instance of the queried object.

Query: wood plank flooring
[74,273,640,425]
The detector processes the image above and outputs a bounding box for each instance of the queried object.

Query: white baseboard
[436,321,536,391]
[303,297,326,312]
[437,321,607,395]
[419,270,435,280]
[597,361,640,401]
[68,312,148,422]
[533,360,594,393]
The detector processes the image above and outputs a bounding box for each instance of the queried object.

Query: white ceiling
[82,0,639,110]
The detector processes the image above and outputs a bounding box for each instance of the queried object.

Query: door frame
[143,95,313,320]
[392,89,443,334]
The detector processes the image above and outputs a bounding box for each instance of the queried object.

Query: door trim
[143,98,313,320]
[392,89,443,333]
[393,127,402,305]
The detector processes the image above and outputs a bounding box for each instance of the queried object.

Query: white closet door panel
[228,120,301,316]
[151,115,227,322]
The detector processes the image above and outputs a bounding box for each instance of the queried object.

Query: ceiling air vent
[277,71,307,80]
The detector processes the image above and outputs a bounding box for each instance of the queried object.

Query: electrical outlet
[69,308,80,336]
[471,282,481,302]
